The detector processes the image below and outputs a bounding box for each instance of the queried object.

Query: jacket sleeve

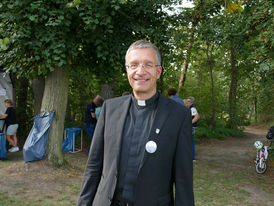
[174,109,194,206]
[78,102,106,206]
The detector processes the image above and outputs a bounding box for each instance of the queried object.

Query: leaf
[3,37,9,44]
[29,16,36,21]
[94,19,99,24]
[54,56,60,60]
[1,45,7,51]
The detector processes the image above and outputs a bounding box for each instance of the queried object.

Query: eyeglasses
[126,64,161,70]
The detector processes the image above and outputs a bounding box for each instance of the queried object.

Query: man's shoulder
[164,95,187,111]
[87,101,95,108]
[105,95,131,105]
[6,107,14,112]
[191,106,198,114]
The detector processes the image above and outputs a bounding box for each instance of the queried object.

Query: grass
[194,161,246,205]
[194,160,273,206]
[0,149,273,206]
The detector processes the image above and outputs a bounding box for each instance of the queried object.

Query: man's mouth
[134,78,148,84]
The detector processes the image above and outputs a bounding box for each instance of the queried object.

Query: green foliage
[0,0,272,139]
[0,37,9,51]
[196,126,244,140]
[0,0,180,135]
[0,0,177,77]
[243,0,273,63]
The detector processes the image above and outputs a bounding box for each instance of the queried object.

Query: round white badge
[145,141,157,153]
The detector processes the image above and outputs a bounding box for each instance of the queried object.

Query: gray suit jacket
[78,94,194,206]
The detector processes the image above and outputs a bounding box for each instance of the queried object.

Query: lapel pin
[145,141,157,153]
[156,128,160,134]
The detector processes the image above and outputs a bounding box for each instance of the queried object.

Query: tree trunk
[228,40,238,129]
[32,78,45,116]
[159,68,164,94]
[254,97,257,123]
[65,98,71,122]
[206,42,216,128]
[178,25,195,92]
[41,67,69,166]
[248,104,254,121]
[16,77,29,145]
[101,79,115,100]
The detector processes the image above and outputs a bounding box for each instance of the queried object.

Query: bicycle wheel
[255,161,267,174]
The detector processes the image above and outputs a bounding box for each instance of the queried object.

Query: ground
[0,125,273,206]
[195,125,274,206]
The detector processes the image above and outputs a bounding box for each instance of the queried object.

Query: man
[95,96,104,120]
[167,87,185,106]
[84,95,101,145]
[78,40,194,206]
[0,99,19,152]
[185,97,199,161]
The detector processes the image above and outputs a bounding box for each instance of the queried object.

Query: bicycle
[253,126,274,174]
[254,140,273,174]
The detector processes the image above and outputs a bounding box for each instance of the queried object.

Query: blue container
[62,128,81,152]
[0,133,6,160]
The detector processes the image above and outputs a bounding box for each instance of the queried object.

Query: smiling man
[78,40,194,206]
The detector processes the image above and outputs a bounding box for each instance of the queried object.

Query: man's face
[4,102,10,108]
[185,99,193,108]
[126,48,162,99]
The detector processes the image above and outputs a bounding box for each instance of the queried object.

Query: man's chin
[132,86,148,93]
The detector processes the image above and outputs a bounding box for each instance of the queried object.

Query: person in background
[78,40,194,206]
[84,95,101,145]
[95,96,104,120]
[185,96,199,161]
[167,87,185,106]
[0,99,19,152]
[122,91,130,96]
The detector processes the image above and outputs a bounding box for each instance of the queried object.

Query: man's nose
[135,64,146,74]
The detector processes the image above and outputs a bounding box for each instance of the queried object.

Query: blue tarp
[62,128,81,152]
[23,111,55,162]
[0,133,6,160]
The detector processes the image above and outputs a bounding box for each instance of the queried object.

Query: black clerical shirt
[115,93,159,203]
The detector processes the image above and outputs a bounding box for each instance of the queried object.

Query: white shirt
[191,107,198,116]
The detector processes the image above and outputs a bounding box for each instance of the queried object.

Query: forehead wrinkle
[126,48,157,64]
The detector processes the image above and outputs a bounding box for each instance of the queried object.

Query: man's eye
[145,64,153,68]
[130,64,138,68]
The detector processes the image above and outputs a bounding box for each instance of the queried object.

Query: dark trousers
[111,199,134,206]
[84,123,95,152]
[192,127,197,160]
[111,201,134,206]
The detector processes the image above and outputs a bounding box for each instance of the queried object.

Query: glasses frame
[126,64,161,70]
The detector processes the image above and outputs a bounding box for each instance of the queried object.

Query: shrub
[195,126,243,141]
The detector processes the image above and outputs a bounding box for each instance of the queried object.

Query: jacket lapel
[113,95,131,165]
[138,95,171,173]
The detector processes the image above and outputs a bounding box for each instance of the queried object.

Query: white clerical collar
[131,92,159,109]
[137,100,146,106]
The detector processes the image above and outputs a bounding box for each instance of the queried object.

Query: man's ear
[157,66,162,79]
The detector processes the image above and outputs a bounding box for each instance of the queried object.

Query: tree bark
[101,79,115,100]
[228,40,238,129]
[206,42,216,128]
[178,24,195,92]
[32,78,45,116]
[65,98,71,122]
[41,67,69,166]
[254,97,257,123]
[16,77,29,145]
[248,104,254,121]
